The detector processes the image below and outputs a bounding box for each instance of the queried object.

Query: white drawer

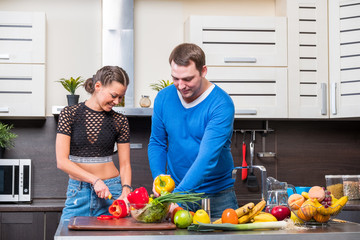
[0,11,45,63]
[185,16,287,67]
[0,64,45,117]
[206,67,288,118]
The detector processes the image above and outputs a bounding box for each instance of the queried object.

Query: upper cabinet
[329,0,360,118]
[0,12,46,118]
[0,12,45,64]
[185,16,287,67]
[287,0,329,118]
[287,0,360,119]
[185,16,288,118]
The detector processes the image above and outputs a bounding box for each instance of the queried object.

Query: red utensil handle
[241,142,248,180]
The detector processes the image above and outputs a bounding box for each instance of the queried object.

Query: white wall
[0,0,275,115]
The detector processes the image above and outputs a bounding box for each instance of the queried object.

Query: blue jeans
[179,187,238,219]
[60,176,122,221]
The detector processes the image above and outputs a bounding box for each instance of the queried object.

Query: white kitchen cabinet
[207,67,288,118]
[185,16,288,118]
[329,0,360,118]
[0,12,45,64]
[287,0,360,119]
[185,16,287,67]
[287,0,329,118]
[0,64,45,117]
[0,12,46,117]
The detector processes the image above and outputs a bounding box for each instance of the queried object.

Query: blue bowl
[287,186,311,197]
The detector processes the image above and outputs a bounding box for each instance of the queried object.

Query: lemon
[193,209,211,224]
[290,211,304,225]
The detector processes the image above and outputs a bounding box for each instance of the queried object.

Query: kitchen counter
[0,199,65,212]
[55,219,360,240]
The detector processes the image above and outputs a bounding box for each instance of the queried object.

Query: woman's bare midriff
[69,161,119,181]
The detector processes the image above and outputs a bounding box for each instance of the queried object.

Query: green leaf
[56,76,85,95]
[0,122,17,149]
[150,79,173,92]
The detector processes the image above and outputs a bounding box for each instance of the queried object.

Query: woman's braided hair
[84,66,129,94]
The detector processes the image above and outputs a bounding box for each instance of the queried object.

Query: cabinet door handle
[12,165,15,197]
[321,83,327,115]
[0,107,9,113]
[0,54,10,60]
[224,57,257,63]
[235,109,257,115]
[331,82,337,115]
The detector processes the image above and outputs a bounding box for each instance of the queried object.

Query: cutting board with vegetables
[68,216,176,230]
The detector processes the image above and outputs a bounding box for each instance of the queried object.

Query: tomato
[174,210,193,228]
[193,209,210,224]
[171,206,184,223]
[221,208,238,224]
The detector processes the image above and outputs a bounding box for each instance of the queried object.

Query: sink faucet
[232,165,267,201]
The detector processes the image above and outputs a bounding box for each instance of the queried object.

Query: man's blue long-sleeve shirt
[148,84,235,193]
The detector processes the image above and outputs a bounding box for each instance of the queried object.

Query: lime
[193,209,210,224]
[174,210,193,228]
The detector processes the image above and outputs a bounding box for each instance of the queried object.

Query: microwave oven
[0,159,31,202]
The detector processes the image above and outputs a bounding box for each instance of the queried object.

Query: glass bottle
[139,95,151,108]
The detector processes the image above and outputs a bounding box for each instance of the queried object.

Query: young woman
[56,66,132,220]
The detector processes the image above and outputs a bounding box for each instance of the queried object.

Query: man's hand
[152,174,173,197]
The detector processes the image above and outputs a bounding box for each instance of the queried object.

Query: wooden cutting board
[68,216,177,231]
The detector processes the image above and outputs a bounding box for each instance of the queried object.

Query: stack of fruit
[288,186,348,224]
[212,199,290,225]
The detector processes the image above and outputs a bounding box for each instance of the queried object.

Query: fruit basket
[289,189,348,225]
[130,202,170,223]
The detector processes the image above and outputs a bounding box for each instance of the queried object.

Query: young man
[148,43,238,218]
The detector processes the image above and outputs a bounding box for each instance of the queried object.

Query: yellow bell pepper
[154,175,175,195]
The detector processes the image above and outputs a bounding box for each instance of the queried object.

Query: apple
[265,205,271,213]
[270,205,291,221]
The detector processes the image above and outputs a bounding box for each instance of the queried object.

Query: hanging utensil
[241,133,248,181]
[247,131,259,192]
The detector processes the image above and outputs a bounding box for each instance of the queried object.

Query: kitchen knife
[246,131,259,192]
[108,194,115,201]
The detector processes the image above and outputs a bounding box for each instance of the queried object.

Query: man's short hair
[169,43,206,74]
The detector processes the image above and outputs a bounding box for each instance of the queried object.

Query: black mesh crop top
[57,102,130,157]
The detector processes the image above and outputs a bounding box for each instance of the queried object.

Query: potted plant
[0,122,17,158]
[150,80,173,92]
[57,76,84,106]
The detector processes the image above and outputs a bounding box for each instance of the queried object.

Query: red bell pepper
[97,215,115,220]
[108,199,128,218]
[127,187,149,209]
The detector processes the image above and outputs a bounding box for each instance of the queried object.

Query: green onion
[154,191,205,205]
[188,221,288,231]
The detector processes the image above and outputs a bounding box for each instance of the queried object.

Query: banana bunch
[252,212,278,223]
[212,200,271,224]
[301,192,348,216]
[238,200,268,223]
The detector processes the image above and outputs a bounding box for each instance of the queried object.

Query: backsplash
[1,117,359,204]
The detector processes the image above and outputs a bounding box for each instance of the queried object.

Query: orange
[221,209,238,224]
